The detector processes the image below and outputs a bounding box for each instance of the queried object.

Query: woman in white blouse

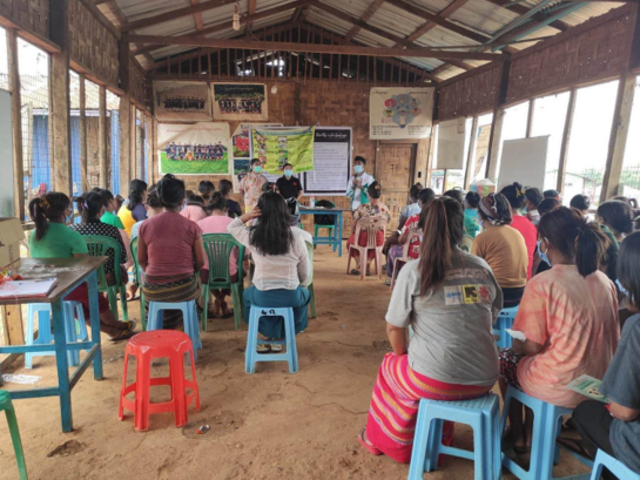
[228,192,310,340]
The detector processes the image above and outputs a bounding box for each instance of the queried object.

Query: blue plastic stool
[408,393,501,480]
[25,302,87,368]
[590,450,640,480]
[501,386,592,480]
[147,300,202,362]
[493,305,519,349]
[245,306,298,374]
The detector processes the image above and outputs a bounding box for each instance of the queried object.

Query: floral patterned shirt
[239,172,268,209]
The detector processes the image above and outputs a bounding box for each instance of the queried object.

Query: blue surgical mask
[254,166,263,173]
[354,165,364,174]
[537,239,550,266]
[284,169,293,178]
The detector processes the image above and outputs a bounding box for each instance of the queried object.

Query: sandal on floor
[269,344,283,353]
[556,437,592,459]
[350,269,361,276]
[109,326,136,342]
[357,427,382,456]
[257,344,271,353]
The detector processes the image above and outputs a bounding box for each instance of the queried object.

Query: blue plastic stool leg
[408,399,431,480]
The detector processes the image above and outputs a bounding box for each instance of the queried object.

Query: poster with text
[232,123,282,193]
[304,128,352,196]
[213,83,268,121]
[252,126,315,176]
[157,122,231,175]
[153,81,212,122]
[369,87,434,140]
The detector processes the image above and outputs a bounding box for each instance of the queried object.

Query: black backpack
[314,200,336,225]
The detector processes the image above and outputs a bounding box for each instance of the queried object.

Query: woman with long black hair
[228,191,310,340]
[118,179,148,237]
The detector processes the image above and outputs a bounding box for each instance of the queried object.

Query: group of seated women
[356,182,640,478]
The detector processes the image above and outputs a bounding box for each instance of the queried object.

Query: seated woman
[524,188,544,225]
[472,193,528,307]
[357,197,502,463]
[570,194,591,217]
[464,191,482,234]
[117,179,148,237]
[570,232,640,477]
[181,194,208,222]
[138,175,205,329]
[228,192,310,340]
[598,200,634,244]
[346,182,391,275]
[130,186,162,241]
[218,179,242,218]
[97,188,125,230]
[445,189,478,239]
[499,207,619,456]
[500,183,538,280]
[197,192,238,319]
[198,180,215,203]
[28,192,134,341]
[386,188,436,282]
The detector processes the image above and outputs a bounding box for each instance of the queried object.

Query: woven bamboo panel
[0,0,48,37]
[438,65,501,121]
[507,8,634,104]
[69,0,118,86]
[130,59,150,108]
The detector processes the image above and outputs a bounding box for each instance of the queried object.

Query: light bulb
[232,5,240,31]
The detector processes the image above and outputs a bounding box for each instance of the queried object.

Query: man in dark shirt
[276,163,304,202]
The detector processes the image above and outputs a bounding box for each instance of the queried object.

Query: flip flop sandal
[257,344,271,353]
[110,326,136,342]
[269,344,283,353]
[350,269,361,276]
[357,427,382,456]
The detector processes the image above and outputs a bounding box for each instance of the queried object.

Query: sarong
[142,273,201,329]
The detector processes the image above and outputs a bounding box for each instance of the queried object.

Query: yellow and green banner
[252,126,315,175]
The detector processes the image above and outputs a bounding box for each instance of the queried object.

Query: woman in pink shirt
[180,194,208,222]
[197,192,238,319]
[500,182,537,280]
[499,207,619,456]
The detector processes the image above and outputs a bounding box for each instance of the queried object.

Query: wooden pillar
[119,96,131,195]
[464,116,479,190]
[49,0,72,196]
[525,99,535,138]
[425,130,436,188]
[485,108,505,181]
[6,29,24,219]
[145,115,153,183]
[79,74,89,191]
[98,85,108,189]
[130,104,137,178]
[556,88,577,194]
[601,71,637,202]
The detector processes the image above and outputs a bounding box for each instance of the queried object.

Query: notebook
[0,278,59,299]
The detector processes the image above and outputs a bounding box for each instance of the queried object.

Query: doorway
[376,143,417,232]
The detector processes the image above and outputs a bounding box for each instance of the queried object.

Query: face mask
[284,169,293,178]
[254,166,263,173]
[616,279,629,296]
[354,165,364,174]
[537,239,550,266]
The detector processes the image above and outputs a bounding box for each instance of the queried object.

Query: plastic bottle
[310,196,315,208]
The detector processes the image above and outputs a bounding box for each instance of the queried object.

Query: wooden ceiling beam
[484,0,571,32]
[403,0,470,44]
[122,0,237,32]
[245,0,256,37]
[131,33,505,60]
[191,0,205,31]
[343,0,385,43]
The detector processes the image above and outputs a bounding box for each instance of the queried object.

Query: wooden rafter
[401,0,470,44]
[292,4,310,24]
[122,0,237,32]
[245,0,256,37]
[343,0,385,43]
[484,0,571,32]
[191,0,205,31]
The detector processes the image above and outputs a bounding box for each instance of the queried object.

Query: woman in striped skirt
[358,197,502,463]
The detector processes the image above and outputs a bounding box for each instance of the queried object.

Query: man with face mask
[239,158,268,212]
[347,156,375,211]
[276,162,304,202]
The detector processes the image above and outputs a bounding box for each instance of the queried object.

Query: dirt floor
[0,246,592,480]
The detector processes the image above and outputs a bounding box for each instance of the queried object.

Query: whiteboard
[437,118,466,169]
[0,90,14,217]
[498,136,550,190]
[304,127,352,196]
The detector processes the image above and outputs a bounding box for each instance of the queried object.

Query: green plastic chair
[130,236,146,330]
[0,390,28,480]
[201,234,246,331]
[83,235,128,322]
[305,241,316,319]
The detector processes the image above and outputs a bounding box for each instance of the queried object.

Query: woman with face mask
[276,162,304,202]
[347,156,375,211]
[239,158,268,212]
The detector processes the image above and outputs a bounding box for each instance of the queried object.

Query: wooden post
[50,0,72,196]
[1,306,24,348]
[98,85,108,189]
[556,88,577,194]
[526,99,535,138]
[6,29,24,219]
[485,108,504,181]
[425,131,436,188]
[119,96,131,194]
[79,74,89,191]
[464,116,479,189]
[131,104,137,179]
[146,115,153,182]
[601,71,637,202]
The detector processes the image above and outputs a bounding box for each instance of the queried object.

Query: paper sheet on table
[506,329,527,342]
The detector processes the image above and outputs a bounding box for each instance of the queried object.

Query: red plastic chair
[118,330,200,432]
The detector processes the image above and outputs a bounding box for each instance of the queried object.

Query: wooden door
[377,144,416,232]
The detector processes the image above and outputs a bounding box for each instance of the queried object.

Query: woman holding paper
[499,207,619,455]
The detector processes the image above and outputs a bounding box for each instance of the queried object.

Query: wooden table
[299,206,351,257]
[0,257,106,432]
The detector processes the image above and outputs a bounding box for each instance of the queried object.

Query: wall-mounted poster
[157,122,231,175]
[212,83,268,121]
[370,87,434,140]
[231,123,283,193]
[252,126,314,175]
[153,81,212,122]
[304,127,352,196]
[437,118,467,170]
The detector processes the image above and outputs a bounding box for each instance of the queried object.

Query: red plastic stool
[118,330,201,432]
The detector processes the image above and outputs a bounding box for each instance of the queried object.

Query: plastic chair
[590,450,640,480]
[201,234,246,332]
[118,330,200,432]
[408,394,501,480]
[147,300,202,362]
[346,216,387,280]
[130,236,146,330]
[245,306,298,374]
[493,305,519,349]
[24,302,88,368]
[501,386,592,480]
[0,391,28,479]
[390,228,421,289]
[305,241,316,319]
[83,235,128,322]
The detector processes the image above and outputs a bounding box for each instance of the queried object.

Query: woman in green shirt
[28,192,135,341]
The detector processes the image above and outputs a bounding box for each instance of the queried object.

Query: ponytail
[28,192,71,241]
[575,222,608,277]
[28,197,49,241]
[418,197,463,295]
[74,191,104,223]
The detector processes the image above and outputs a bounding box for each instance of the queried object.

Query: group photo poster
[252,126,315,176]
[153,81,212,122]
[232,123,283,193]
[212,83,268,121]
[157,122,231,175]
[370,87,434,140]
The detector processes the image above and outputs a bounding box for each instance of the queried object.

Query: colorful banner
[252,126,315,175]
[212,83,268,121]
[232,123,282,193]
[369,87,434,140]
[153,81,212,122]
[157,122,231,175]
